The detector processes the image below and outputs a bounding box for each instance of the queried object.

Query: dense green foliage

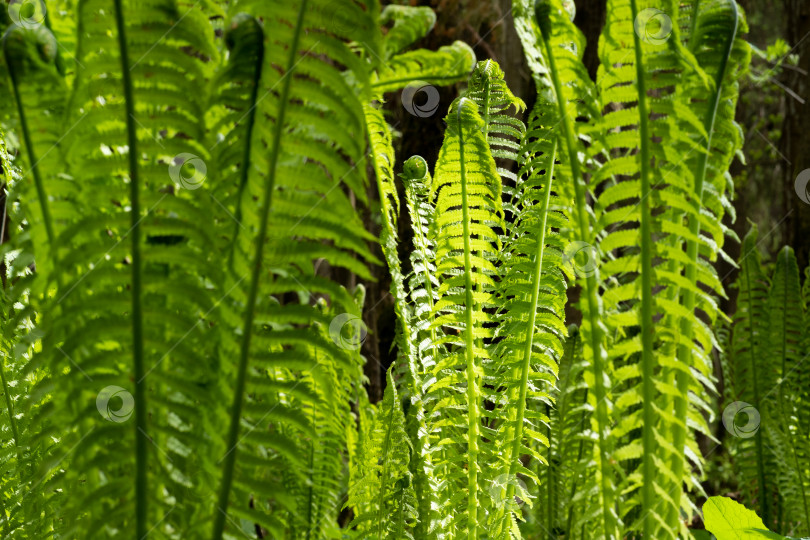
[721,226,810,537]
[0,0,805,539]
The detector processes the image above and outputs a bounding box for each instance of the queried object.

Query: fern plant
[722,226,810,537]
[0,0,761,539]
[511,0,750,537]
[0,0,483,537]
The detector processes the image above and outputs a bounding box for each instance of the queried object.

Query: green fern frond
[424,97,504,538]
[765,247,809,534]
[726,225,780,530]
[379,5,436,58]
[372,41,475,94]
[487,75,568,537]
[402,156,438,367]
[665,0,748,528]
[362,7,478,530]
[592,0,729,534]
[212,1,378,537]
[0,131,51,538]
[463,60,526,189]
[2,23,68,287]
[11,1,224,536]
[399,155,441,538]
[537,325,593,538]
[208,12,264,259]
[520,0,619,536]
[348,368,418,539]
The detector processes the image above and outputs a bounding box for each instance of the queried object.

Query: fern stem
[112,0,148,536]
[627,1,657,535]
[538,21,617,540]
[498,137,558,534]
[457,98,480,538]
[669,3,739,527]
[212,2,308,537]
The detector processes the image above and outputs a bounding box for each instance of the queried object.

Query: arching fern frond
[665,3,748,525]
[372,41,475,94]
[2,23,68,288]
[16,1,223,537]
[592,0,718,534]
[379,5,436,58]
[211,0,378,537]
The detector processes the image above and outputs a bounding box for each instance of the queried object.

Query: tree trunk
[782,0,810,270]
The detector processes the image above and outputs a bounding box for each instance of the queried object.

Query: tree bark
[782,0,810,270]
